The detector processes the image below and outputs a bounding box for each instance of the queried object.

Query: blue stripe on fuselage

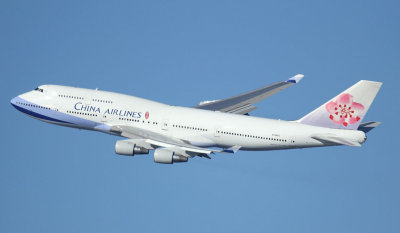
[11,96,111,132]
[11,103,73,124]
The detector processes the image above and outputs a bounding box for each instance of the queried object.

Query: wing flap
[145,139,213,154]
[227,104,257,115]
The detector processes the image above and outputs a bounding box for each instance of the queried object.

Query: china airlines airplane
[11,75,382,164]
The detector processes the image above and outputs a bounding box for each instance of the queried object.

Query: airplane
[10,75,382,164]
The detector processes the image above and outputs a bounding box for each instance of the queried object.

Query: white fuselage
[11,85,366,151]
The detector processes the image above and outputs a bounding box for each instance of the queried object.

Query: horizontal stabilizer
[222,145,242,153]
[311,134,361,147]
[358,121,381,133]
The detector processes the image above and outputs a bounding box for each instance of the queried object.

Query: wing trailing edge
[110,125,240,158]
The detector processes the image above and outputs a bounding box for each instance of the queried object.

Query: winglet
[287,74,304,84]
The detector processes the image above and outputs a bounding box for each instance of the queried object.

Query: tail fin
[298,80,382,130]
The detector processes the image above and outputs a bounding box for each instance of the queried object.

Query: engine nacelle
[154,148,188,164]
[115,140,149,156]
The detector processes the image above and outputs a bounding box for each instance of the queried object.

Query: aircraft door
[289,136,296,146]
[51,107,61,120]
[162,119,169,130]
[84,92,92,105]
[101,113,108,123]
[214,127,221,137]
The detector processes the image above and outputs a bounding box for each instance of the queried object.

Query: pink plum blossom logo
[325,93,364,127]
[145,111,149,119]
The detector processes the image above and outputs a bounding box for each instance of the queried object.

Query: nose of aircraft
[10,96,18,107]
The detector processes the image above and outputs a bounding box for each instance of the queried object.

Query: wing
[193,74,304,115]
[110,125,240,158]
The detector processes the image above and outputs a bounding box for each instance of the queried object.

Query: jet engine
[154,148,188,164]
[115,140,149,156]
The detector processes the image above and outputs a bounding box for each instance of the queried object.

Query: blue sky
[1,0,399,232]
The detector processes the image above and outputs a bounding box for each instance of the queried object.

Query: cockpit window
[34,87,44,92]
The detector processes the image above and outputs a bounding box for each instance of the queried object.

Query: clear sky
[1,0,399,232]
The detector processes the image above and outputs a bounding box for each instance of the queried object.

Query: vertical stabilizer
[298,80,382,130]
